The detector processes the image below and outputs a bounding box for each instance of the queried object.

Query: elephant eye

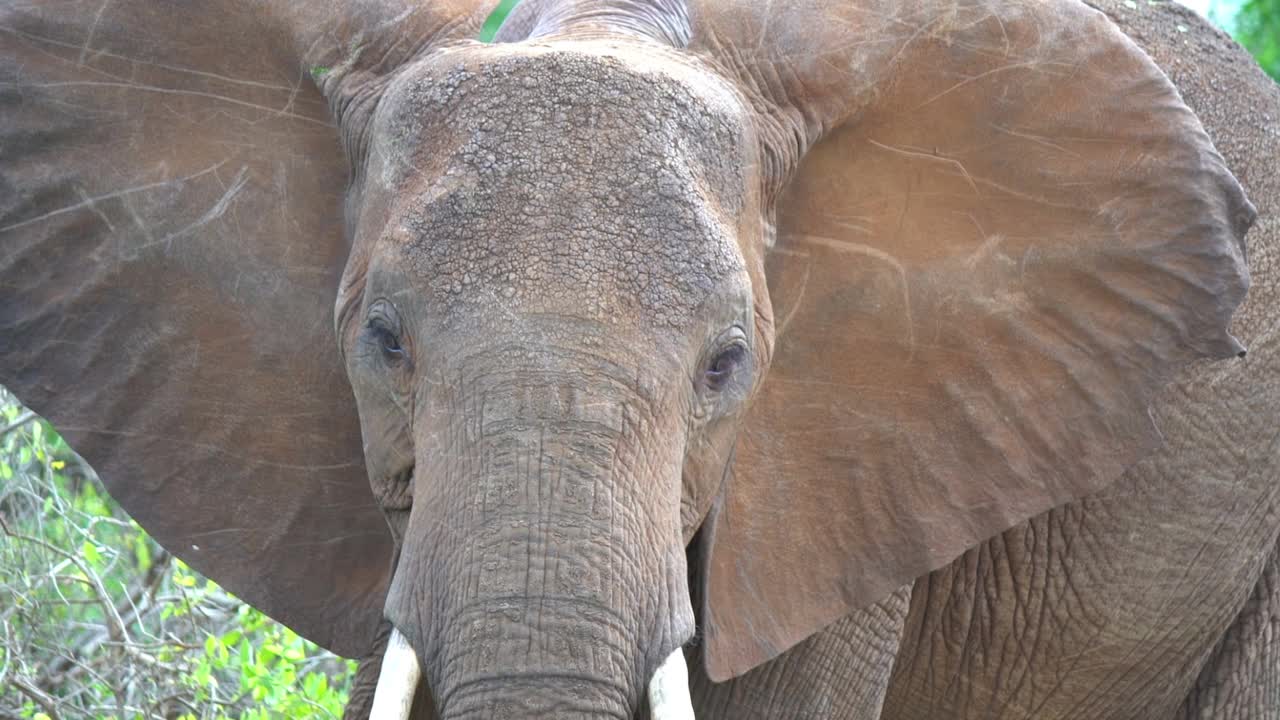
[364,300,408,367]
[372,324,405,361]
[705,343,747,391]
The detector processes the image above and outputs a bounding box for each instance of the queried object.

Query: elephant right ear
[691,0,1253,680]
[0,0,489,657]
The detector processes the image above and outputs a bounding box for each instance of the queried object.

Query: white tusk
[648,647,695,720]
[369,628,421,720]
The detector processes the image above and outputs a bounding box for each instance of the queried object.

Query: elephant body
[2,0,1273,718]
[340,5,1280,718]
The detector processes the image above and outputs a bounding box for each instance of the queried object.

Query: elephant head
[0,0,1252,718]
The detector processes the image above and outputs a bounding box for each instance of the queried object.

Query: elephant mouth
[375,463,414,548]
[378,463,414,513]
[369,626,697,719]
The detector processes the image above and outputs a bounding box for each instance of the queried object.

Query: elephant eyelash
[371,324,405,359]
[358,320,411,370]
[704,343,748,391]
[362,299,410,368]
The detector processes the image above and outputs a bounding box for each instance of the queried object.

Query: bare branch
[0,411,36,437]
[11,677,63,720]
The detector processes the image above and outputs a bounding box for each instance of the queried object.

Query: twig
[0,411,35,437]
[0,516,132,646]
[0,619,11,688]
[147,691,199,718]
[11,677,62,720]
[38,550,171,686]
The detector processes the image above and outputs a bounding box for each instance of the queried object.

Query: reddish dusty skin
[1,1,1272,718]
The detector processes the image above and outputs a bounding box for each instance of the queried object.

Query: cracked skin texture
[372,46,748,331]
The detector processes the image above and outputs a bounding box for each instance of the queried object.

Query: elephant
[1,0,1275,717]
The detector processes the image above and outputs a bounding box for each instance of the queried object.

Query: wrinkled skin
[694,4,1280,720]
[0,1,1272,719]
[338,3,1280,719]
[891,4,1280,718]
[339,39,762,718]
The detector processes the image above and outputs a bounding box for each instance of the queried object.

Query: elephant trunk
[385,373,694,719]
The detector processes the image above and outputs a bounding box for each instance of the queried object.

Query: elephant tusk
[370,628,421,720]
[648,647,695,720]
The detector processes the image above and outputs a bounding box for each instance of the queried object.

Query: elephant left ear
[0,0,488,657]
[689,0,1253,680]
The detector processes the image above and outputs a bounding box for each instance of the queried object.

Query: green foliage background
[0,389,356,720]
[0,2,1274,719]
[1234,0,1280,79]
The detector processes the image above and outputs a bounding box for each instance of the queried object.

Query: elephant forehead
[374,45,750,328]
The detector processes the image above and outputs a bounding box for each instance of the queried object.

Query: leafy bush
[1235,0,1280,80]
[0,388,355,720]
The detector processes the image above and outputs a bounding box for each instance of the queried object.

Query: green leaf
[303,672,327,698]
[239,638,253,673]
[477,0,522,42]
[133,537,152,570]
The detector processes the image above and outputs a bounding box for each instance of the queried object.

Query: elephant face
[337,44,760,712]
[0,0,1253,718]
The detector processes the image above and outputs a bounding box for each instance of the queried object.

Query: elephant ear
[0,0,487,656]
[690,0,1253,680]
